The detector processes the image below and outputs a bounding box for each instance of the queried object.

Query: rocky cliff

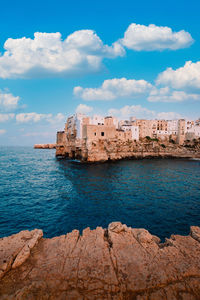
[56,137,200,162]
[1,222,200,299]
[34,144,56,149]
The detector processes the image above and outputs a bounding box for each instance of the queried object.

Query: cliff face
[1,222,200,299]
[56,137,200,162]
[85,139,200,162]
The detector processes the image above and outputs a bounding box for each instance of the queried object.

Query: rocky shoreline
[34,144,56,149]
[56,138,200,162]
[1,222,200,299]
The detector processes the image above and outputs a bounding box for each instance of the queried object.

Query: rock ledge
[0,222,200,299]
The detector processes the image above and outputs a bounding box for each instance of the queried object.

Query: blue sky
[0,0,200,145]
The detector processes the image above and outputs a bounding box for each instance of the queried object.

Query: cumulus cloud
[0,24,192,79]
[148,87,200,102]
[108,105,182,120]
[156,61,200,90]
[0,31,124,79]
[74,78,152,101]
[0,129,6,135]
[15,112,65,124]
[156,111,182,120]
[75,74,200,103]
[0,113,15,122]
[0,91,20,111]
[76,104,93,114]
[48,113,65,124]
[16,112,52,123]
[108,105,156,119]
[120,23,193,51]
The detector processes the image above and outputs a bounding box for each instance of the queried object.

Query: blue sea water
[0,146,200,241]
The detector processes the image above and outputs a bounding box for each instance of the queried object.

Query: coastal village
[55,113,200,161]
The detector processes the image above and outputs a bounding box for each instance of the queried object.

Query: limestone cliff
[56,136,200,162]
[1,222,200,299]
[34,144,56,149]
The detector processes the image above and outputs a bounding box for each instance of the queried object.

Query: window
[94,132,96,136]
[101,132,104,136]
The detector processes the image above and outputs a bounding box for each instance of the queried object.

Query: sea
[0,146,200,241]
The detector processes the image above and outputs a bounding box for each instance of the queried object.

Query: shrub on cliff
[145,136,151,141]
[169,139,175,144]
[152,138,159,142]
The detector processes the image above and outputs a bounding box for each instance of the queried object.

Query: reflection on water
[0,146,200,241]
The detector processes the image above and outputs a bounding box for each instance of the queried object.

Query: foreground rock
[0,223,200,299]
[34,144,56,149]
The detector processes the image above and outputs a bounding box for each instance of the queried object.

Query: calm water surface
[0,146,200,240]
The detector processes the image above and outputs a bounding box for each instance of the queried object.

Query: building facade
[62,114,199,145]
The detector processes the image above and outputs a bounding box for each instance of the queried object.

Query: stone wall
[82,124,117,141]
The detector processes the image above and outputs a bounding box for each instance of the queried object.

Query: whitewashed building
[90,115,104,125]
[167,120,179,135]
[185,123,200,140]
[120,124,139,140]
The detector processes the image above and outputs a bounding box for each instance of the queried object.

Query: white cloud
[148,87,200,102]
[108,105,156,119]
[16,112,52,123]
[75,74,200,103]
[156,111,182,120]
[74,78,152,101]
[0,91,20,111]
[0,129,6,135]
[0,24,192,79]
[0,113,15,122]
[48,113,65,124]
[156,61,200,90]
[120,23,193,51]
[0,31,125,79]
[15,112,66,124]
[108,105,182,120]
[76,104,93,114]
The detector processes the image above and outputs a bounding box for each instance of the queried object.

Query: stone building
[90,115,105,126]
[185,120,200,141]
[82,123,116,141]
[120,124,139,141]
[116,129,132,141]
[167,120,179,136]
[134,119,152,139]
[57,113,195,152]
[157,120,168,132]
[177,119,186,145]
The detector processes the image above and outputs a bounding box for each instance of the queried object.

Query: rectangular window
[101,132,104,136]
[94,132,96,136]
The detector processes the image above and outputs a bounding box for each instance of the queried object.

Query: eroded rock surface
[0,223,200,299]
[34,144,56,149]
[56,138,200,162]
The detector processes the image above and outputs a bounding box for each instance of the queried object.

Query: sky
[0,0,200,145]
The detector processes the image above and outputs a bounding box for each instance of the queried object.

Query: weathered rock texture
[34,144,56,149]
[56,138,200,162]
[1,223,200,299]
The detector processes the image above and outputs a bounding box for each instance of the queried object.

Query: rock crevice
[0,223,200,299]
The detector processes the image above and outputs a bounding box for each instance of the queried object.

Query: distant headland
[34,143,56,149]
